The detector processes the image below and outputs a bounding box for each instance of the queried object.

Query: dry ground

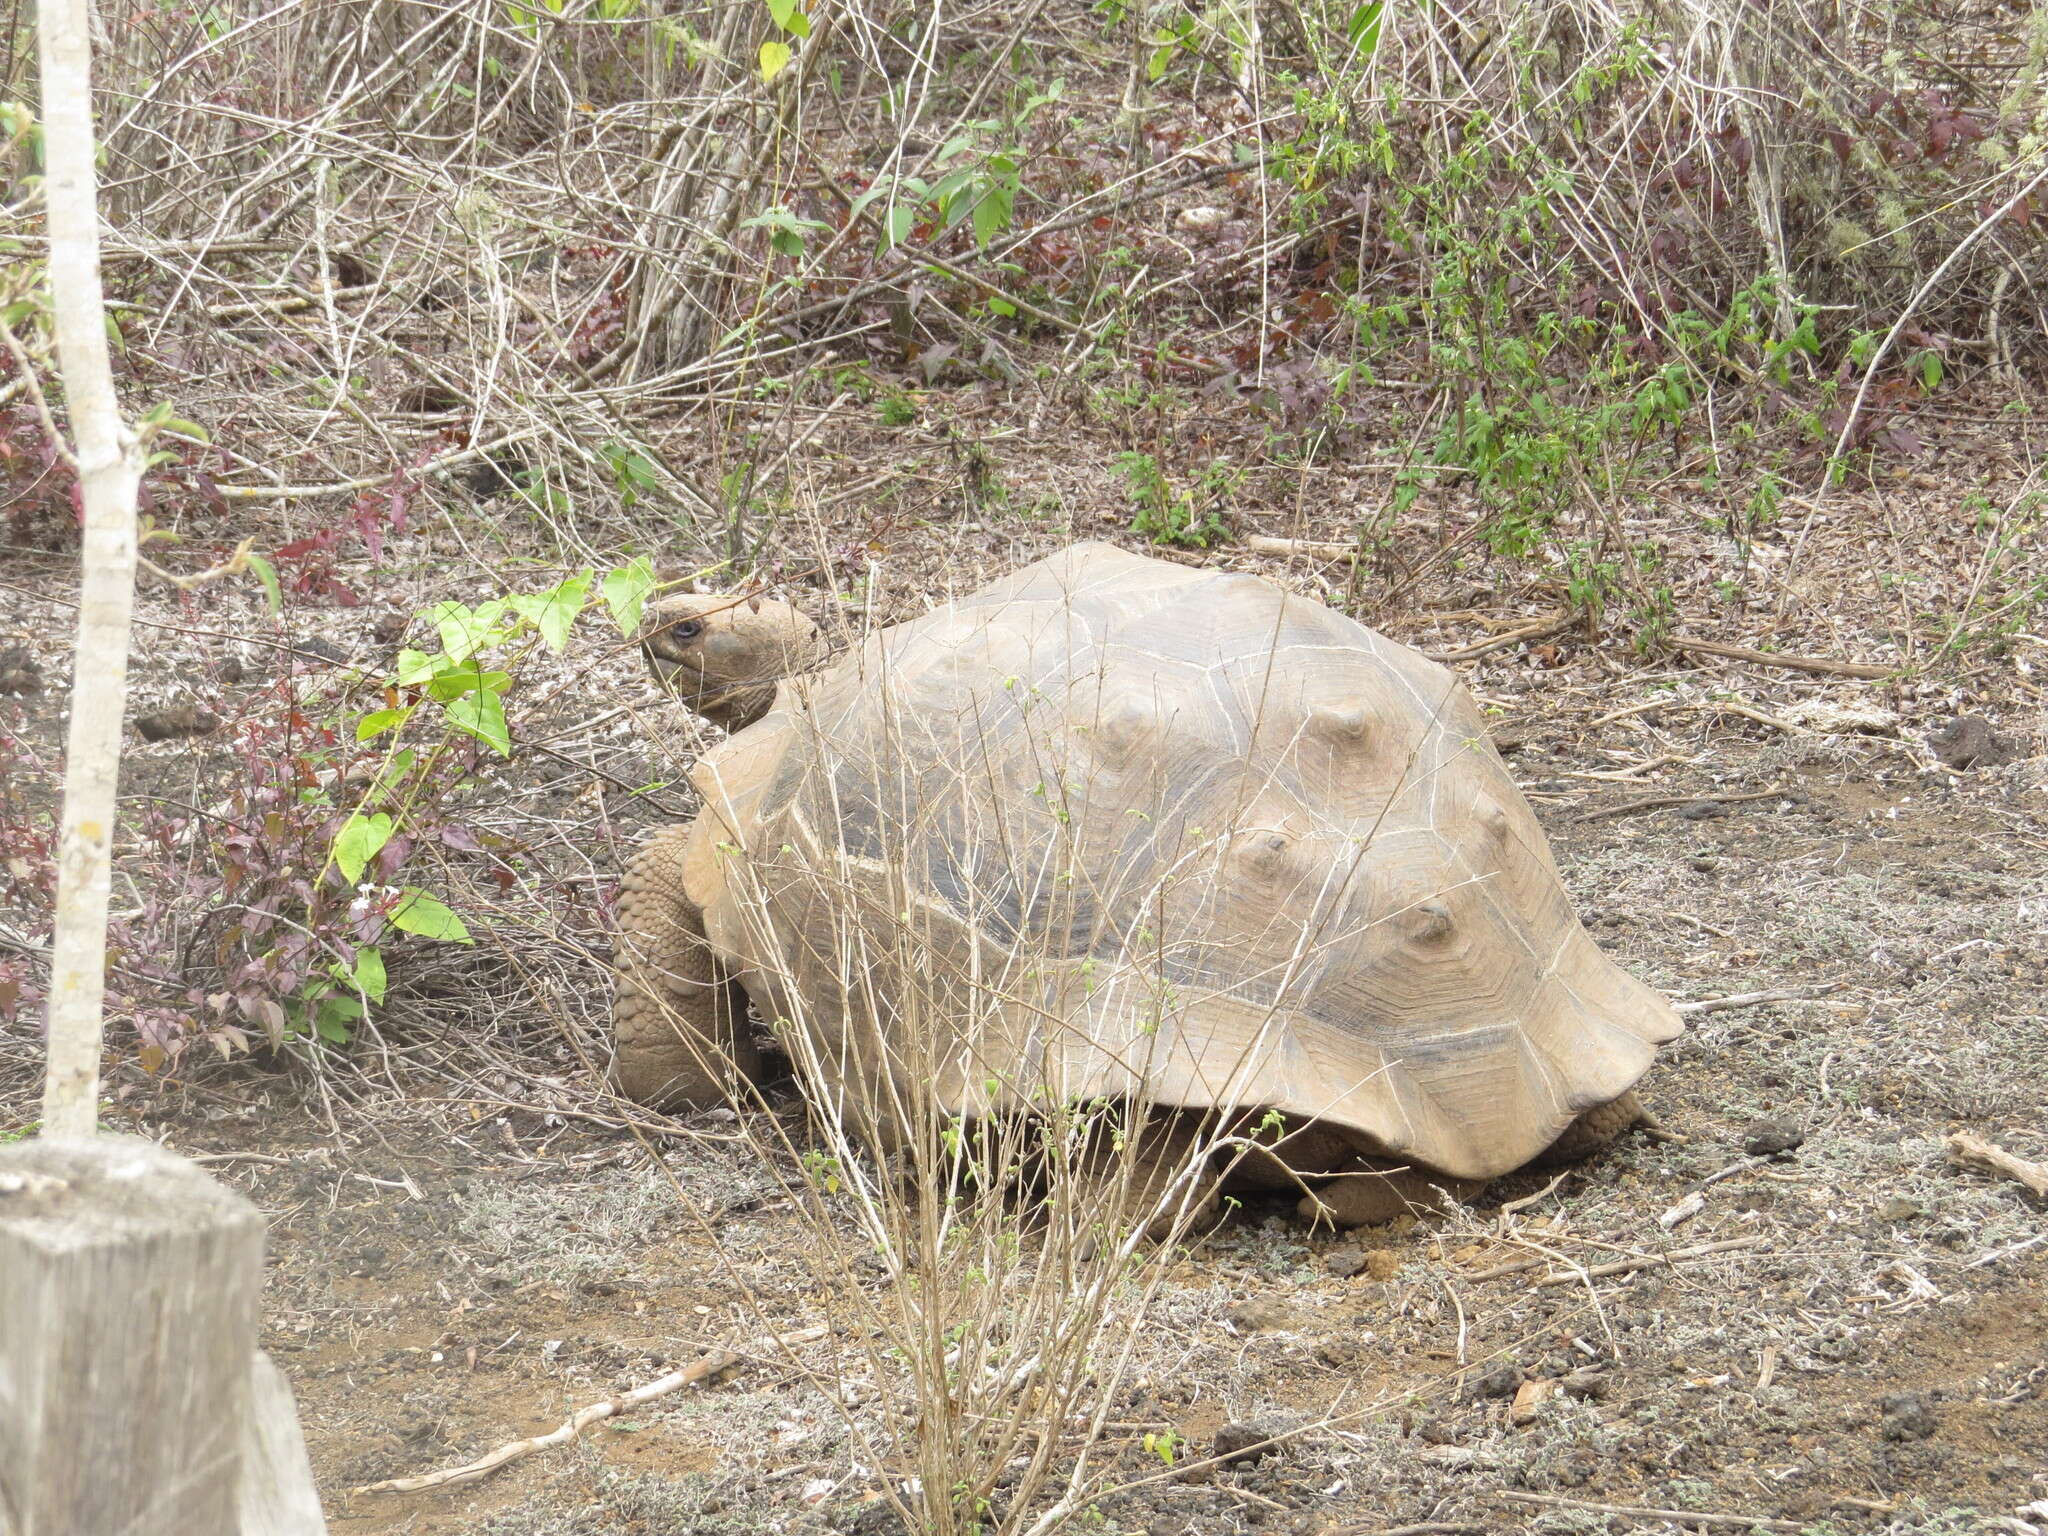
[2,368,2046,1536]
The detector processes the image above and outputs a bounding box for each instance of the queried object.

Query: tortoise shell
[680,543,1681,1180]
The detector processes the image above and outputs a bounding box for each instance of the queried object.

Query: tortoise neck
[698,681,778,734]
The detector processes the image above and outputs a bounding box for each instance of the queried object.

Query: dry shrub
[1270,0,2047,360]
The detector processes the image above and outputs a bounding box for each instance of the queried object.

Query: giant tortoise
[609,543,1682,1226]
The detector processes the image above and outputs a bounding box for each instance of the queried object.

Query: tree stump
[0,1136,326,1535]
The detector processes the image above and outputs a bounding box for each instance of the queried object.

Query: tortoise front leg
[610,823,759,1108]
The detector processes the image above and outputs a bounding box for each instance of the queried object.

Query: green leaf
[429,599,511,661]
[392,648,439,686]
[355,706,412,741]
[1346,0,1383,54]
[353,946,388,1005]
[759,38,791,80]
[509,569,592,653]
[987,296,1017,318]
[972,192,1008,246]
[784,10,809,36]
[316,993,362,1042]
[391,888,471,942]
[423,660,501,702]
[444,689,511,755]
[334,812,395,883]
[885,205,916,248]
[245,552,282,615]
[601,557,656,637]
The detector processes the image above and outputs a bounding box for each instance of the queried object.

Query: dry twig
[350,1324,829,1495]
[1575,786,1796,823]
[1670,635,1894,680]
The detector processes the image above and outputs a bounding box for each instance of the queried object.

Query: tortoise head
[637,593,823,732]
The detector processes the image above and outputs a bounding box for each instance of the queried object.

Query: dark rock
[1880,1392,1936,1441]
[134,704,221,742]
[372,610,412,646]
[843,1498,908,1536]
[1313,1338,1361,1368]
[1213,1422,1280,1466]
[1741,1116,1805,1156]
[1558,1366,1611,1399]
[288,636,351,667]
[1928,716,2019,771]
[1465,1360,1521,1400]
[1223,1299,1288,1334]
[1325,1247,1367,1278]
[0,646,41,696]
[1678,799,1727,821]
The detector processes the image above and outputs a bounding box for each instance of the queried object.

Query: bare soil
[3,368,2045,1536]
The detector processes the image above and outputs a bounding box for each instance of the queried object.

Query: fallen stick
[1244,535,1367,560]
[1670,634,1894,681]
[1945,1132,2048,1198]
[1428,612,1576,664]
[1575,785,1795,823]
[1530,1233,1767,1286]
[350,1324,829,1495]
[1498,1491,1802,1532]
[1462,1234,1765,1284]
[1674,986,1840,1016]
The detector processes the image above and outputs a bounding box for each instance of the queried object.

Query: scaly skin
[609,824,758,1108]
[1531,1090,1645,1167]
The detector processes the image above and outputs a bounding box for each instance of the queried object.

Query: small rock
[1678,799,1727,821]
[1876,1196,1923,1223]
[1928,715,2019,771]
[1174,205,1232,233]
[1325,1248,1367,1279]
[288,636,351,667]
[1213,1421,1280,1466]
[1466,1361,1521,1401]
[1223,1299,1289,1334]
[1558,1366,1610,1400]
[1741,1116,1805,1156]
[134,704,221,742]
[0,646,42,696]
[1363,1249,1401,1282]
[1880,1391,1936,1441]
[1314,1338,1362,1368]
[1510,1377,1559,1425]
[372,610,412,646]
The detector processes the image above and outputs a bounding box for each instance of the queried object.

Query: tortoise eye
[670,619,703,642]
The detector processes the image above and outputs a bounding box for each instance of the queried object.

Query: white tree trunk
[38,0,147,1140]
